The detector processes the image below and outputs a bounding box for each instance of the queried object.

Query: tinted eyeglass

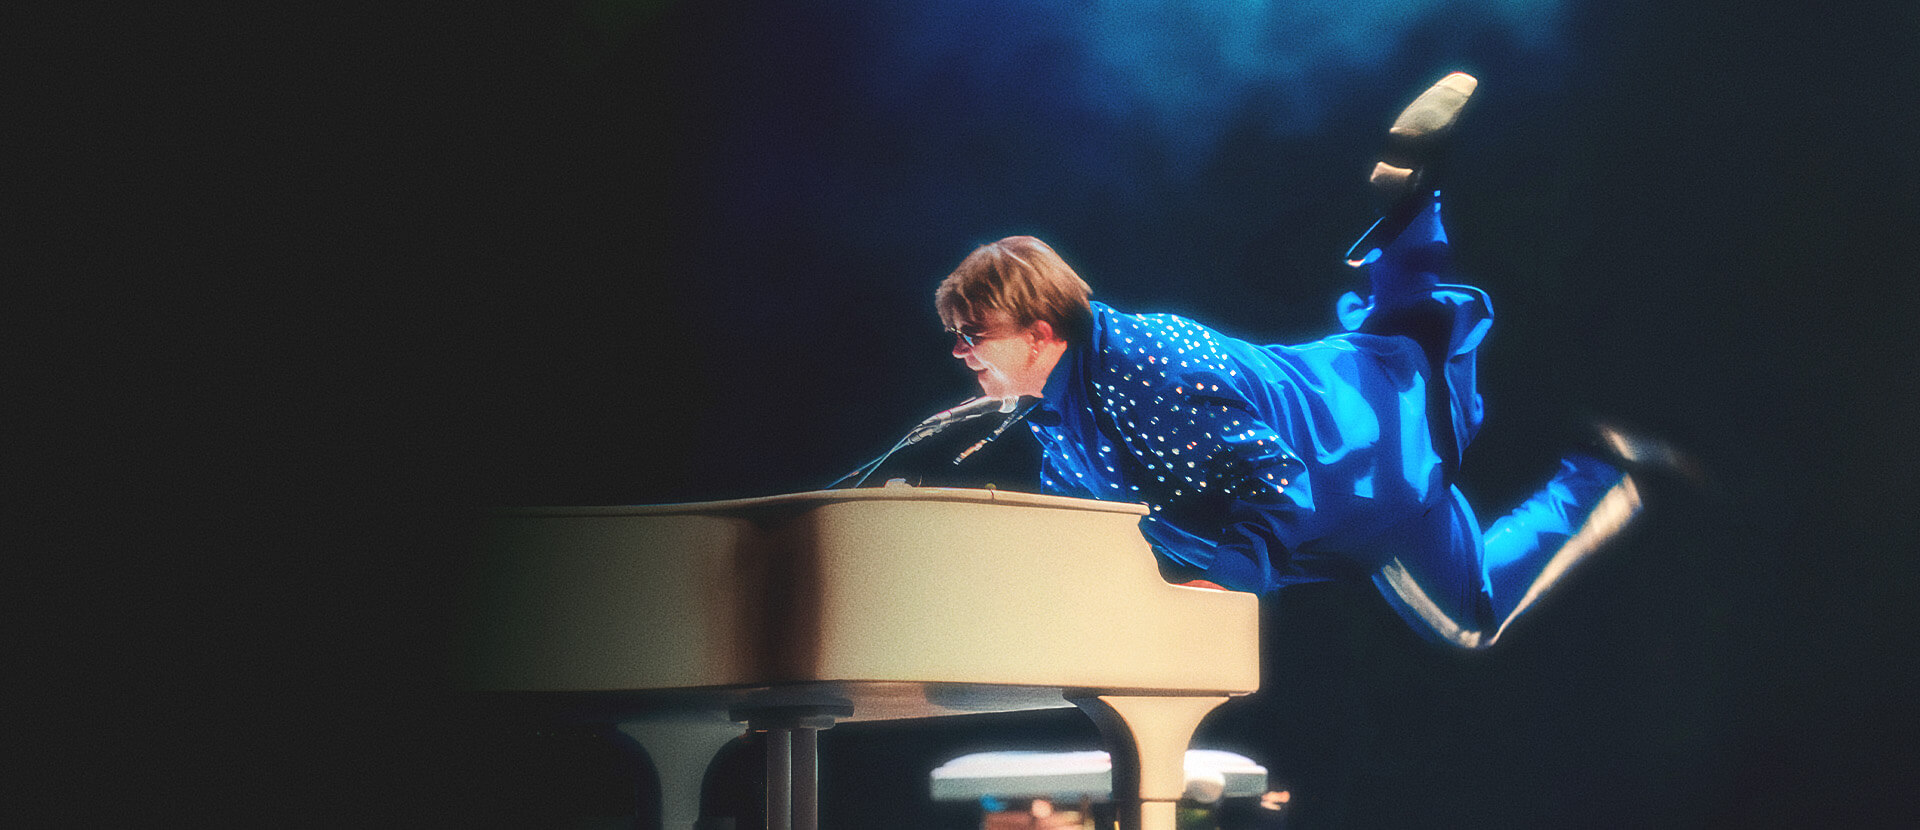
[945,326,985,349]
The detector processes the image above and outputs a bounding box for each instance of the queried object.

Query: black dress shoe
[1592,420,1710,489]
[1556,416,1719,511]
[1345,72,1478,267]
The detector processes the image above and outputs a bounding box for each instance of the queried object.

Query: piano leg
[793,726,818,830]
[766,729,791,830]
[615,720,744,830]
[1068,694,1231,830]
[758,724,824,830]
[736,705,849,830]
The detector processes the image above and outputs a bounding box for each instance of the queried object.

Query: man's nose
[951,335,972,358]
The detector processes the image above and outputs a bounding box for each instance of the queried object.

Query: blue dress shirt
[1027,292,1493,593]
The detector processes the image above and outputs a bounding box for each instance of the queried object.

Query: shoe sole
[1345,72,1478,267]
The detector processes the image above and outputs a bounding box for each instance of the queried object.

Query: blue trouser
[1360,198,1636,648]
[1481,454,1633,620]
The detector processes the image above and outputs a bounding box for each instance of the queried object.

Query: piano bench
[932,749,1268,828]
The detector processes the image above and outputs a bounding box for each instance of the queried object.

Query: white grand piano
[460,486,1259,830]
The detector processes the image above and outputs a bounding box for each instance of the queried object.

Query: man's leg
[1351,75,1503,647]
[1363,196,1449,313]
[1358,198,1477,474]
[1348,73,1486,475]
[1480,420,1704,636]
[1372,457,1641,649]
[1480,455,1641,635]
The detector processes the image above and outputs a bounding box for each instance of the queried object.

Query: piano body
[461,486,1259,830]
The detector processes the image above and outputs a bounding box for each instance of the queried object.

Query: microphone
[827,395,1041,489]
[904,395,1032,442]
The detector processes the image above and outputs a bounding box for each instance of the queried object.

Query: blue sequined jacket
[1027,296,1493,593]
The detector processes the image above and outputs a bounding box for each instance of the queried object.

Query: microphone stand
[826,430,924,490]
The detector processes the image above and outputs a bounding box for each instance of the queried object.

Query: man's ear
[1029,319,1059,345]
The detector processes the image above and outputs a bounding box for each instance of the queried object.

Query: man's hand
[1176,579,1228,591]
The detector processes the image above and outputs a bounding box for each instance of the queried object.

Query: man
[934,74,1662,648]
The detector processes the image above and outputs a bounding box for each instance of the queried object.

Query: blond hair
[935,236,1093,343]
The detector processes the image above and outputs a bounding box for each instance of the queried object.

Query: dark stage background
[47,0,1920,826]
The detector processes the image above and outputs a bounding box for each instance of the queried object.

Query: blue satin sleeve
[1100,362,1317,593]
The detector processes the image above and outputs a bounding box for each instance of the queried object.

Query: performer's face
[950,309,1050,398]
